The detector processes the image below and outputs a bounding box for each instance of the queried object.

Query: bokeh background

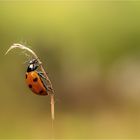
[0,0,140,139]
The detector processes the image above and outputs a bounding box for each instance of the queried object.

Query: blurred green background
[0,0,140,139]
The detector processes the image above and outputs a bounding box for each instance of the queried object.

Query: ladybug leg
[37,71,52,92]
[38,71,46,79]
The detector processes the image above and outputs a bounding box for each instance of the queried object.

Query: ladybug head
[27,59,38,72]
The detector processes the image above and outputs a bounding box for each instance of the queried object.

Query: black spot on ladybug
[25,74,27,79]
[29,84,32,88]
[33,77,38,82]
[39,90,44,94]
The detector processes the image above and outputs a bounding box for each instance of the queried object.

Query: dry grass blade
[5,43,55,121]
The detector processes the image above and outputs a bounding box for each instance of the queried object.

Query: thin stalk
[5,43,55,122]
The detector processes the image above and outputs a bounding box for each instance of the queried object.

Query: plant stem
[50,94,55,121]
[5,43,55,122]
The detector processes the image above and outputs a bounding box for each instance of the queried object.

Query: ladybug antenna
[23,59,30,64]
[22,50,31,58]
[19,50,31,59]
[29,58,39,64]
[23,56,34,65]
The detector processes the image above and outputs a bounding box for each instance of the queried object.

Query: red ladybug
[25,59,49,95]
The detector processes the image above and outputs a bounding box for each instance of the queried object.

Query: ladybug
[25,59,49,95]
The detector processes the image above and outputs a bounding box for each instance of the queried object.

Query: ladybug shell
[25,71,48,95]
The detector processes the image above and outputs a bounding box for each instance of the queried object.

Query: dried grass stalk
[5,43,55,121]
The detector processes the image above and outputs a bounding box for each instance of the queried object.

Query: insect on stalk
[5,43,55,122]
